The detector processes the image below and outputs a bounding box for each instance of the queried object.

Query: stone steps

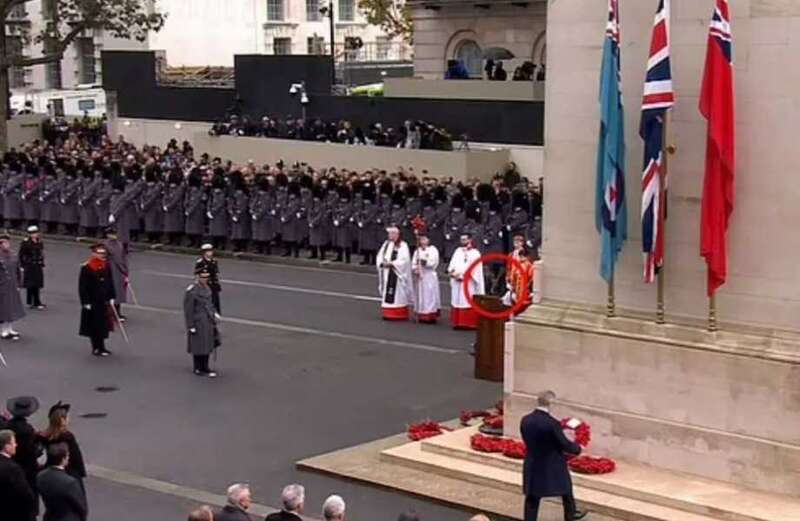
[381,426,800,521]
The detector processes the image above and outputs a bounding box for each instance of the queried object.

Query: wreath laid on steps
[406,405,616,474]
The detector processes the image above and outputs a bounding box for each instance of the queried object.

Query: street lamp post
[289,82,309,121]
[320,2,336,87]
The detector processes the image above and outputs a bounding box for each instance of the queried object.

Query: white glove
[109,299,115,306]
[189,328,197,334]
[214,313,221,321]
[207,212,213,219]
[83,304,92,310]
[108,214,116,224]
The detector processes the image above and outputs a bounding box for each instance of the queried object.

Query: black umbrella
[482,47,515,60]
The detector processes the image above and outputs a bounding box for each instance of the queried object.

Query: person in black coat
[38,402,87,492]
[520,391,586,521]
[18,225,45,309]
[78,243,116,356]
[264,483,304,521]
[0,429,37,521]
[37,442,88,521]
[5,396,41,521]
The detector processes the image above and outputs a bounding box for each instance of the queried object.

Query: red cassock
[450,307,479,329]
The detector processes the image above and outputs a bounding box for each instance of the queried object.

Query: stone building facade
[408,0,547,79]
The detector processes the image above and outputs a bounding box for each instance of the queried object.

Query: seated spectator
[265,483,304,521]
[216,483,254,521]
[322,495,346,521]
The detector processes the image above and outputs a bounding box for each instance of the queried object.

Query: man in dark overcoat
[183,268,219,377]
[18,225,45,309]
[520,391,586,521]
[78,243,116,356]
[0,427,38,521]
[37,443,88,521]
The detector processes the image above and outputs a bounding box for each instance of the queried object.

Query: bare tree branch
[9,21,87,67]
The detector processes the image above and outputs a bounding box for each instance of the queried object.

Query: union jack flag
[640,0,675,283]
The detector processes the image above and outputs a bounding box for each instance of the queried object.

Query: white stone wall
[411,2,547,78]
[542,0,800,331]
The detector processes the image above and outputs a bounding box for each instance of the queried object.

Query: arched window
[454,40,482,78]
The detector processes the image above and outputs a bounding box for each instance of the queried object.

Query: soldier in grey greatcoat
[272,173,288,245]
[206,171,229,250]
[0,163,6,223]
[307,186,330,260]
[249,176,274,254]
[183,268,220,378]
[356,183,379,265]
[430,187,449,255]
[482,198,506,293]
[280,182,302,258]
[141,166,164,243]
[227,172,251,253]
[444,193,466,261]
[125,166,144,243]
[94,169,114,229]
[332,187,354,263]
[183,169,206,248]
[103,227,128,321]
[3,162,24,230]
[58,166,81,236]
[40,164,62,233]
[403,185,422,247]
[161,170,185,245]
[78,169,100,237]
[0,234,25,340]
[21,163,42,226]
[108,174,130,245]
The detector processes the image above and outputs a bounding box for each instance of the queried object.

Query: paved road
[1,240,501,521]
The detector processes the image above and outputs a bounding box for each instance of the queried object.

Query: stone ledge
[515,302,800,364]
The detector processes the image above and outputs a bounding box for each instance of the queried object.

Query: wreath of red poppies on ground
[407,408,616,474]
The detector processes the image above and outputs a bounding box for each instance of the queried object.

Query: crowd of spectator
[209,115,454,151]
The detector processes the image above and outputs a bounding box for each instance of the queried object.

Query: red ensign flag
[699,0,735,297]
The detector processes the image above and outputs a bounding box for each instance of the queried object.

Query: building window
[266,0,284,21]
[273,37,292,55]
[44,38,62,89]
[338,0,354,22]
[307,36,325,55]
[375,37,390,61]
[454,39,482,78]
[78,37,96,84]
[5,36,26,89]
[306,0,321,21]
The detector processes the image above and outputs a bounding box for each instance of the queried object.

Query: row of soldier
[0,152,542,264]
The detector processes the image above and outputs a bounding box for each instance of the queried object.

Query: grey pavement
[1,239,501,521]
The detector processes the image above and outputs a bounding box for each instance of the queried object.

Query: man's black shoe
[574,511,588,520]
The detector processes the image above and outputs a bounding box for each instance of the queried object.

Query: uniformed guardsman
[18,225,45,309]
[250,175,274,254]
[183,169,206,248]
[183,268,220,378]
[194,244,222,314]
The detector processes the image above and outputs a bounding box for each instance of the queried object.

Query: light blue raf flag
[595,0,627,282]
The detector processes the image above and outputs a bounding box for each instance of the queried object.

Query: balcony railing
[264,41,413,63]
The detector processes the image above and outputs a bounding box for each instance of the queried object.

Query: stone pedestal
[503,303,800,496]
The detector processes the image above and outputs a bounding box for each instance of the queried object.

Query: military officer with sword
[78,243,128,356]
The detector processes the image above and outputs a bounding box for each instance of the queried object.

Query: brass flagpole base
[607,274,616,318]
[708,294,718,332]
[656,271,666,324]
